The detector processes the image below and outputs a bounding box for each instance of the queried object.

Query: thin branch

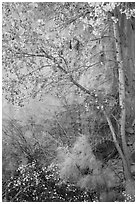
[39,48,97,98]
[89,35,117,42]
[54,113,68,137]
[11,185,31,202]
[19,65,52,80]
[90,49,116,59]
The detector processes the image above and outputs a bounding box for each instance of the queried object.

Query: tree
[2,2,135,200]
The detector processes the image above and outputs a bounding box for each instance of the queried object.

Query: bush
[4,161,93,202]
[3,134,133,202]
[58,134,118,190]
[57,135,133,202]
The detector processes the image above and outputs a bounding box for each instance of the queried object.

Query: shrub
[4,161,93,202]
[57,134,132,202]
[58,134,118,190]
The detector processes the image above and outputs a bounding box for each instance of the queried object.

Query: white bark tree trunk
[113,8,134,197]
[113,9,131,172]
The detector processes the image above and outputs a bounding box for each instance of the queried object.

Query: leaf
[126,127,134,134]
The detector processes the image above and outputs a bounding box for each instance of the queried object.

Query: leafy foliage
[2,2,135,202]
[1,2,122,105]
[4,161,133,202]
[4,161,93,202]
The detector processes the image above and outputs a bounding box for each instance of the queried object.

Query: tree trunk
[113,10,130,168]
[112,7,134,191]
[103,109,131,180]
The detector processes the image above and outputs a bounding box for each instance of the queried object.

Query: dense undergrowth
[2,120,135,202]
[3,161,93,202]
[3,160,134,202]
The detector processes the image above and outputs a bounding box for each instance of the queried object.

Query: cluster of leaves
[4,161,94,202]
[1,3,117,105]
